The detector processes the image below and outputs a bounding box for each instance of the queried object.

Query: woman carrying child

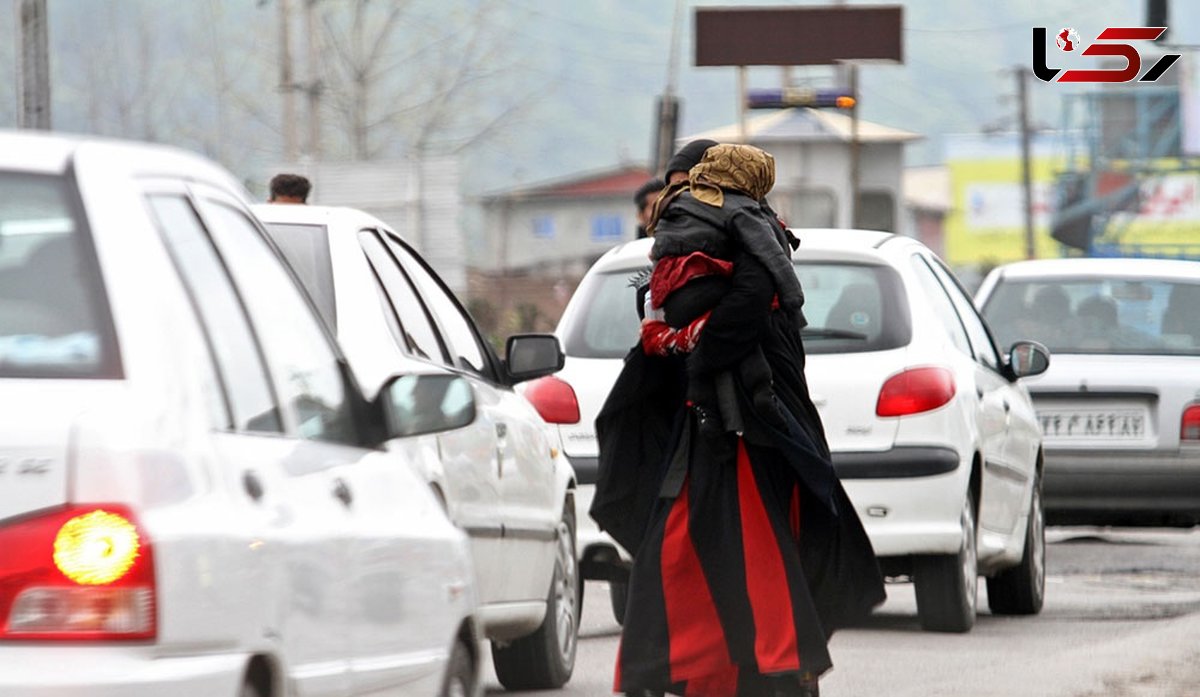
[593,142,885,697]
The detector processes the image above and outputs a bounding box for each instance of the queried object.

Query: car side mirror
[1006,340,1050,380]
[505,333,564,384]
[378,373,476,439]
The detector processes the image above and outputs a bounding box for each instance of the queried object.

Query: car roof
[588,228,906,274]
[252,203,391,231]
[0,130,245,191]
[991,257,1200,282]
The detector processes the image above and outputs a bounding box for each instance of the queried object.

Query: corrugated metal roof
[479,164,653,202]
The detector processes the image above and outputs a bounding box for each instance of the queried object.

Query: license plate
[1037,409,1147,440]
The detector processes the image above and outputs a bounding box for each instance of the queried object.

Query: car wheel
[440,639,475,697]
[986,471,1046,615]
[492,500,579,689]
[609,579,628,626]
[914,488,977,633]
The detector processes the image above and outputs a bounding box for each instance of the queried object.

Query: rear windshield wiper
[801,327,868,341]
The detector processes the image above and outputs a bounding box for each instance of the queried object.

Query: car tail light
[0,505,155,640]
[523,375,581,425]
[1183,404,1200,442]
[876,367,957,417]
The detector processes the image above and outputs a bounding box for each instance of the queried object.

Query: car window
[923,256,1001,370]
[560,267,647,359]
[358,230,448,364]
[199,200,357,445]
[382,234,493,379]
[147,195,281,433]
[262,222,337,331]
[910,255,972,355]
[982,276,1200,356]
[793,262,912,354]
[0,172,118,379]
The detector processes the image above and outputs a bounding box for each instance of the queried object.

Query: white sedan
[546,230,1050,632]
[976,257,1200,527]
[0,132,479,696]
[254,204,579,690]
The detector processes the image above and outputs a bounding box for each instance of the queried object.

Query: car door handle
[243,470,265,502]
[1003,400,1011,412]
[332,478,353,507]
[495,422,508,440]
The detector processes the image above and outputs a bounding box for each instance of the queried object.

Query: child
[641,143,804,434]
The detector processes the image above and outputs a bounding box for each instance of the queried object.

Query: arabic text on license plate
[1038,410,1146,440]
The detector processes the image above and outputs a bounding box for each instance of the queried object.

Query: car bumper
[1043,447,1200,524]
[0,645,248,696]
[834,447,968,557]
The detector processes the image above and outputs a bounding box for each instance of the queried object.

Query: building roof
[685,107,922,144]
[480,164,654,202]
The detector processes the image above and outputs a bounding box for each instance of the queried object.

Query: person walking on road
[592,141,885,697]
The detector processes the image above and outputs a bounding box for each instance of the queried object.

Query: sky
[2,0,1194,195]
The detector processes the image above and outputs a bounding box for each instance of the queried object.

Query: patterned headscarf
[688,143,775,208]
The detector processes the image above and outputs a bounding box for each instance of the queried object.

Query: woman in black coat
[592,150,885,697]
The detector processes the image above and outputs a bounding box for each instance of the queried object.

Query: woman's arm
[687,251,776,377]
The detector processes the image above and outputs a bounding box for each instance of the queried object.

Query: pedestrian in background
[268,173,311,204]
[635,177,666,239]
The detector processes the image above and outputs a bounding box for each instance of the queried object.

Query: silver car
[976,258,1200,527]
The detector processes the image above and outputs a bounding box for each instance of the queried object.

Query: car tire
[239,683,266,697]
[440,639,475,697]
[609,579,628,626]
[914,489,978,633]
[987,471,1046,615]
[492,500,579,690]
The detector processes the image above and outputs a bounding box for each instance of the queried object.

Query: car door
[356,228,508,605]
[144,189,352,697]
[193,189,447,694]
[926,255,1036,535]
[910,255,1010,530]
[386,232,561,602]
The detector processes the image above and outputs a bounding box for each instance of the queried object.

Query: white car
[253,204,579,690]
[0,132,481,696]
[976,257,1200,527]
[548,230,1050,632]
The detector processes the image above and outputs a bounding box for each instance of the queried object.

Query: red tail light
[0,505,156,641]
[523,375,581,425]
[876,367,957,417]
[1183,404,1200,442]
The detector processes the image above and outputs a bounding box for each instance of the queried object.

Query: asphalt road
[486,527,1200,696]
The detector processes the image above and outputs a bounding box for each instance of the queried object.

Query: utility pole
[651,0,686,174]
[1017,67,1036,259]
[304,0,322,160]
[16,0,51,130]
[279,0,299,162]
[848,64,861,229]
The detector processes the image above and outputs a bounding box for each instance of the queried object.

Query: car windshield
[262,222,337,330]
[560,260,910,358]
[982,276,1200,356]
[0,172,116,378]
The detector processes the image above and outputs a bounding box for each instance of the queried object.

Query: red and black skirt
[615,425,836,697]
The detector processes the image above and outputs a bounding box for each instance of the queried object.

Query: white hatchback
[253,204,579,690]
[546,230,1051,632]
[0,133,482,695]
[976,257,1200,527]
